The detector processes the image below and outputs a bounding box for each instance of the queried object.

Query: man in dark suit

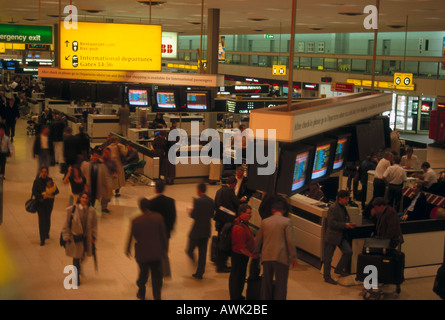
[401,182,429,221]
[126,198,168,300]
[148,179,177,248]
[323,190,356,285]
[234,166,253,203]
[214,176,240,273]
[186,183,214,279]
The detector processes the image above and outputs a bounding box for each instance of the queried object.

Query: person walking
[254,196,297,300]
[186,183,214,280]
[229,204,256,300]
[63,127,80,167]
[61,192,98,286]
[80,150,112,210]
[373,152,393,199]
[101,147,118,213]
[50,113,66,165]
[0,126,13,177]
[117,104,130,137]
[32,166,59,246]
[322,190,356,285]
[214,176,240,273]
[33,125,54,173]
[107,136,127,197]
[63,165,89,206]
[4,97,20,143]
[126,198,168,300]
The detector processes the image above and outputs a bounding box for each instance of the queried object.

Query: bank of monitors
[128,88,150,106]
[276,143,315,196]
[325,132,352,173]
[154,89,179,110]
[186,91,209,111]
[300,137,337,184]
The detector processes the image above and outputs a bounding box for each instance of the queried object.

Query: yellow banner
[59,22,162,71]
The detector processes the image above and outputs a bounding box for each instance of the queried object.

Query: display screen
[156,91,176,109]
[186,92,207,110]
[332,138,348,170]
[5,61,16,70]
[292,151,310,192]
[129,89,149,106]
[311,143,331,180]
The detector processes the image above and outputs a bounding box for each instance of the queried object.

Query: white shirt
[383,164,407,185]
[424,168,438,188]
[401,155,420,170]
[407,192,421,212]
[375,158,391,179]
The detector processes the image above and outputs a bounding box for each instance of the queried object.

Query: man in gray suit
[126,198,168,300]
[186,183,215,279]
[323,190,356,285]
[254,196,297,300]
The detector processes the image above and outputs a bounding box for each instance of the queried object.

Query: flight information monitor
[186,92,208,110]
[311,143,331,180]
[332,137,348,170]
[128,89,149,106]
[292,151,310,192]
[156,91,177,109]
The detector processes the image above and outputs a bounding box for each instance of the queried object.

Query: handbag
[25,196,38,213]
[60,206,76,248]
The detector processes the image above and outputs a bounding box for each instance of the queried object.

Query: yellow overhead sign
[394,73,414,91]
[59,22,162,71]
[272,65,286,76]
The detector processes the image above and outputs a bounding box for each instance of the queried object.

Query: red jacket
[231,218,255,255]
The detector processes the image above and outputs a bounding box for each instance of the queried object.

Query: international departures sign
[59,22,162,71]
[0,24,53,44]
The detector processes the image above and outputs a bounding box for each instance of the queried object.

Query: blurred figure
[0,126,13,177]
[117,104,130,137]
[4,97,20,143]
[229,204,256,300]
[186,183,214,280]
[61,192,98,287]
[126,198,168,300]
[107,136,127,197]
[383,156,407,212]
[33,125,54,173]
[370,197,404,249]
[304,182,327,202]
[411,162,438,192]
[50,113,66,165]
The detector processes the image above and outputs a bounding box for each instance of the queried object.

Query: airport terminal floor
[0,119,443,301]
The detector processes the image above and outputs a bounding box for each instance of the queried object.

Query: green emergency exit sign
[0,24,53,44]
[264,34,274,39]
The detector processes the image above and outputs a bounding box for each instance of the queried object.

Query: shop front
[383,93,436,134]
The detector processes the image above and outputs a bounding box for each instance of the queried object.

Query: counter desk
[88,114,120,140]
[249,192,445,279]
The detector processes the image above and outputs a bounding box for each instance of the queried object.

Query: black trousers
[37,199,54,243]
[229,252,249,300]
[373,178,386,199]
[187,238,209,277]
[387,184,403,212]
[137,260,163,300]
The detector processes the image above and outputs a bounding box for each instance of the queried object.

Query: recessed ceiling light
[81,8,104,14]
[248,18,268,22]
[137,0,166,6]
[23,18,38,21]
[387,25,405,29]
[253,29,264,32]
[188,22,201,25]
[338,11,363,16]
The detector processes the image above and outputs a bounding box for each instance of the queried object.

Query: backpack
[218,221,239,252]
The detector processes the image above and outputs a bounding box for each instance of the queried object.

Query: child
[42,178,58,198]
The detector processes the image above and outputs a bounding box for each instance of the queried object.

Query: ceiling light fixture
[137,0,166,6]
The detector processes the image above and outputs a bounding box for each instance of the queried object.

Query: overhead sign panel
[59,22,162,71]
[0,24,53,44]
[394,72,414,91]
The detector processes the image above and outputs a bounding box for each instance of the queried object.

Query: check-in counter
[249,192,361,269]
[88,114,120,140]
[164,114,204,135]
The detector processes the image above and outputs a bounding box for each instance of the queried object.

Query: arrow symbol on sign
[65,55,70,60]
[65,40,70,47]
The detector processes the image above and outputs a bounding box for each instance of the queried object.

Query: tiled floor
[0,119,443,300]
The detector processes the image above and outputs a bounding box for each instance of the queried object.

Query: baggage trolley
[356,238,405,300]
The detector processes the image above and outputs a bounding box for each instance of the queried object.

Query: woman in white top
[401,147,420,170]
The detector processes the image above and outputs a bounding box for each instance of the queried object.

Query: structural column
[205,8,220,129]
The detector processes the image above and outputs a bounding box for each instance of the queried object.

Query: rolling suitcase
[356,251,404,286]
